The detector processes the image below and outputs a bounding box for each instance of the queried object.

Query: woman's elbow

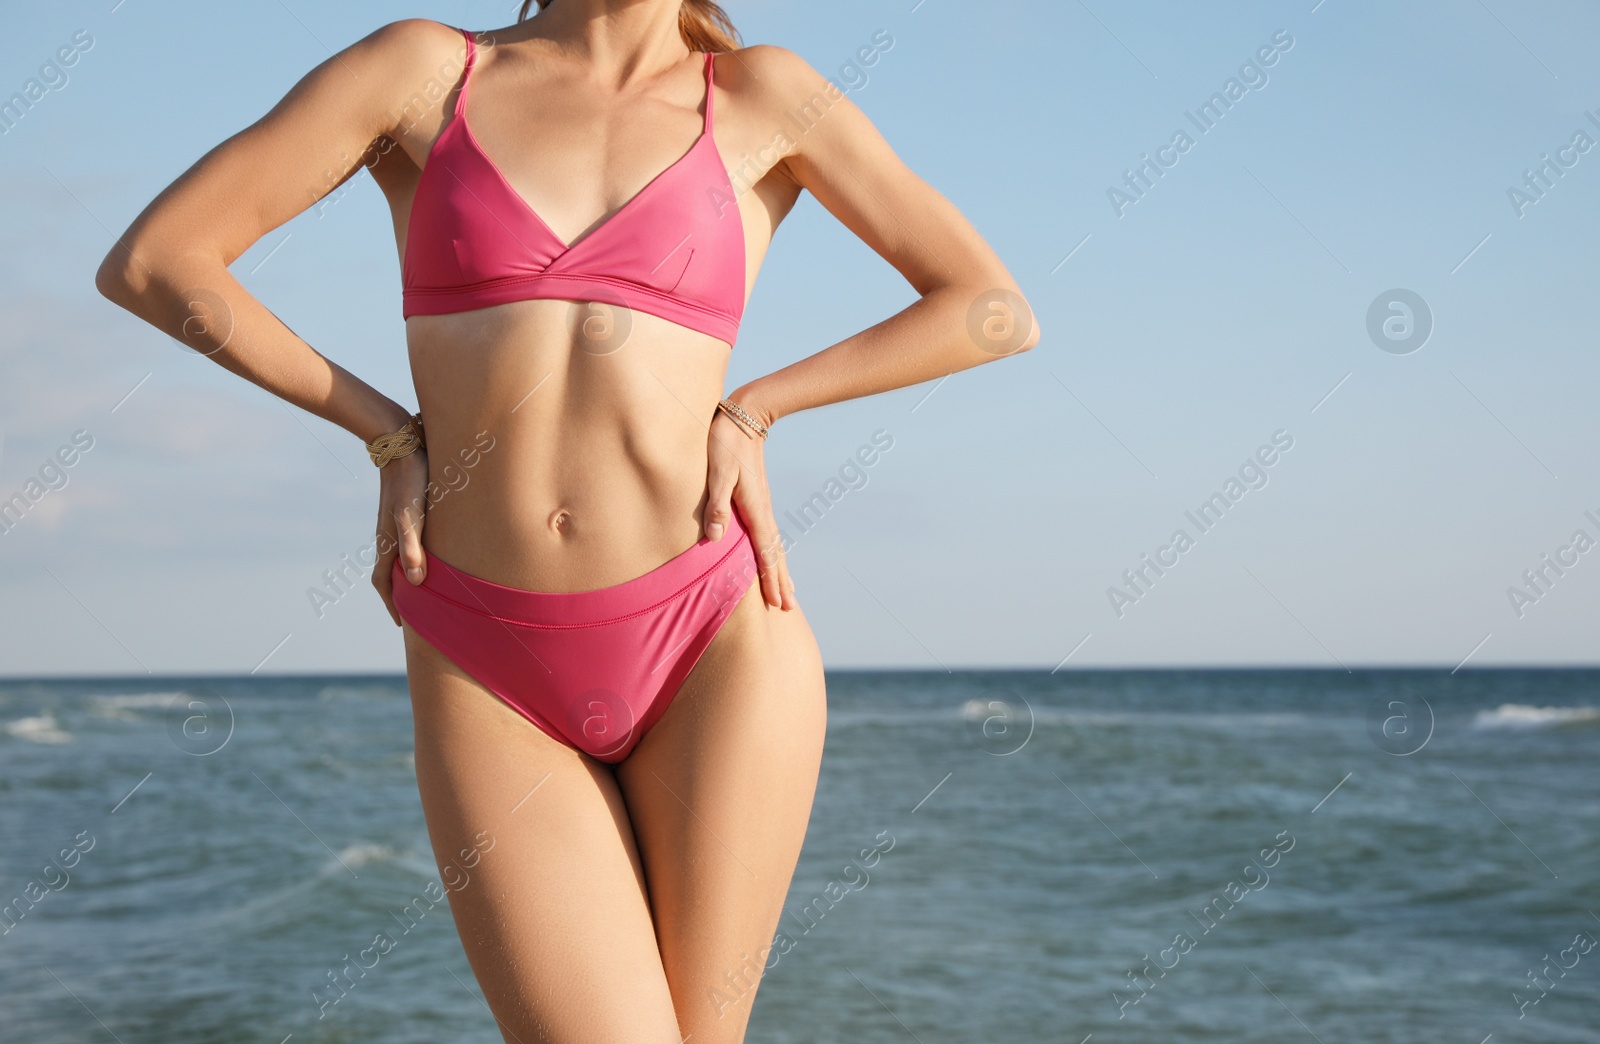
[985,281,1036,358]
[972,281,1039,358]
[94,240,144,307]
[1015,294,1041,354]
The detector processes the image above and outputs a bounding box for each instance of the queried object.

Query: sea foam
[6,713,73,744]
[1472,703,1600,729]
[88,692,189,720]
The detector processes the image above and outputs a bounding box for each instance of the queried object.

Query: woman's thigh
[616,584,829,1043]
[402,625,685,1044]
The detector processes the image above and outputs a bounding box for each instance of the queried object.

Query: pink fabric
[391,507,759,762]
[401,28,747,345]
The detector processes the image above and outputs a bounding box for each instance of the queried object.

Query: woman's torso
[369,24,799,591]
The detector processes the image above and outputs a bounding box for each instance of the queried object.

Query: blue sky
[2,0,1597,675]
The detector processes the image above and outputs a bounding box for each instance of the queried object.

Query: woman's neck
[526,0,692,82]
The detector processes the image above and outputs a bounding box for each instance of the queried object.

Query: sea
[1,668,1597,1043]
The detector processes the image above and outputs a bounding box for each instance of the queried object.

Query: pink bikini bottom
[391,507,759,763]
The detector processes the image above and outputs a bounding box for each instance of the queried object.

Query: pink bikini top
[402,28,746,345]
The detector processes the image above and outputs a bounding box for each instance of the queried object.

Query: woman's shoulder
[351,18,471,73]
[718,44,817,86]
[714,44,838,114]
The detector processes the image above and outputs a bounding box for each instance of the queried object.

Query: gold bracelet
[366,413,425,467]
[716,398,769,440]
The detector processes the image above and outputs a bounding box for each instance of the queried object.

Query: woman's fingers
[704,429,738,542]
[735,482,795,611]
[372,524,401,627]
[707,410,795,610]
[758,533,787,609]
[396,495,427,585]
[369,453,430,627]
[774,538,797,610]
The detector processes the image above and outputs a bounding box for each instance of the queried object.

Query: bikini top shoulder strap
[702,50,715,131]
[454,27,478,119]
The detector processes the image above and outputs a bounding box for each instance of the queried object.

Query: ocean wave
[197,871,329,930]
[324,842,398,875]
[87,692,189,721]
[825,703,1309,731]
[829,708,960,728]
[6,713,73,744]
[1472,704,1600,730]
[318,684,406,702]
[394,853,447,879]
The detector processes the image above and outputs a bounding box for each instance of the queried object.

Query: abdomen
[405,299,731,593]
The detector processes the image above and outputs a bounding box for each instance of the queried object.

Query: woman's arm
[92,18,461,443]
[93,18,469,621]
[725,44,1041,430]
[699,45,1039,612]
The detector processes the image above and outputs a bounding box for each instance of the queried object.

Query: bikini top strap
[702,50,715,131]
[454,28,478,119]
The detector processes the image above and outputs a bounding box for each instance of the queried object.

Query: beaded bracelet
[716,398,769,440]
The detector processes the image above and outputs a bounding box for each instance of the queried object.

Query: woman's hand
[703,411,797,611]
[371,449,430,626]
